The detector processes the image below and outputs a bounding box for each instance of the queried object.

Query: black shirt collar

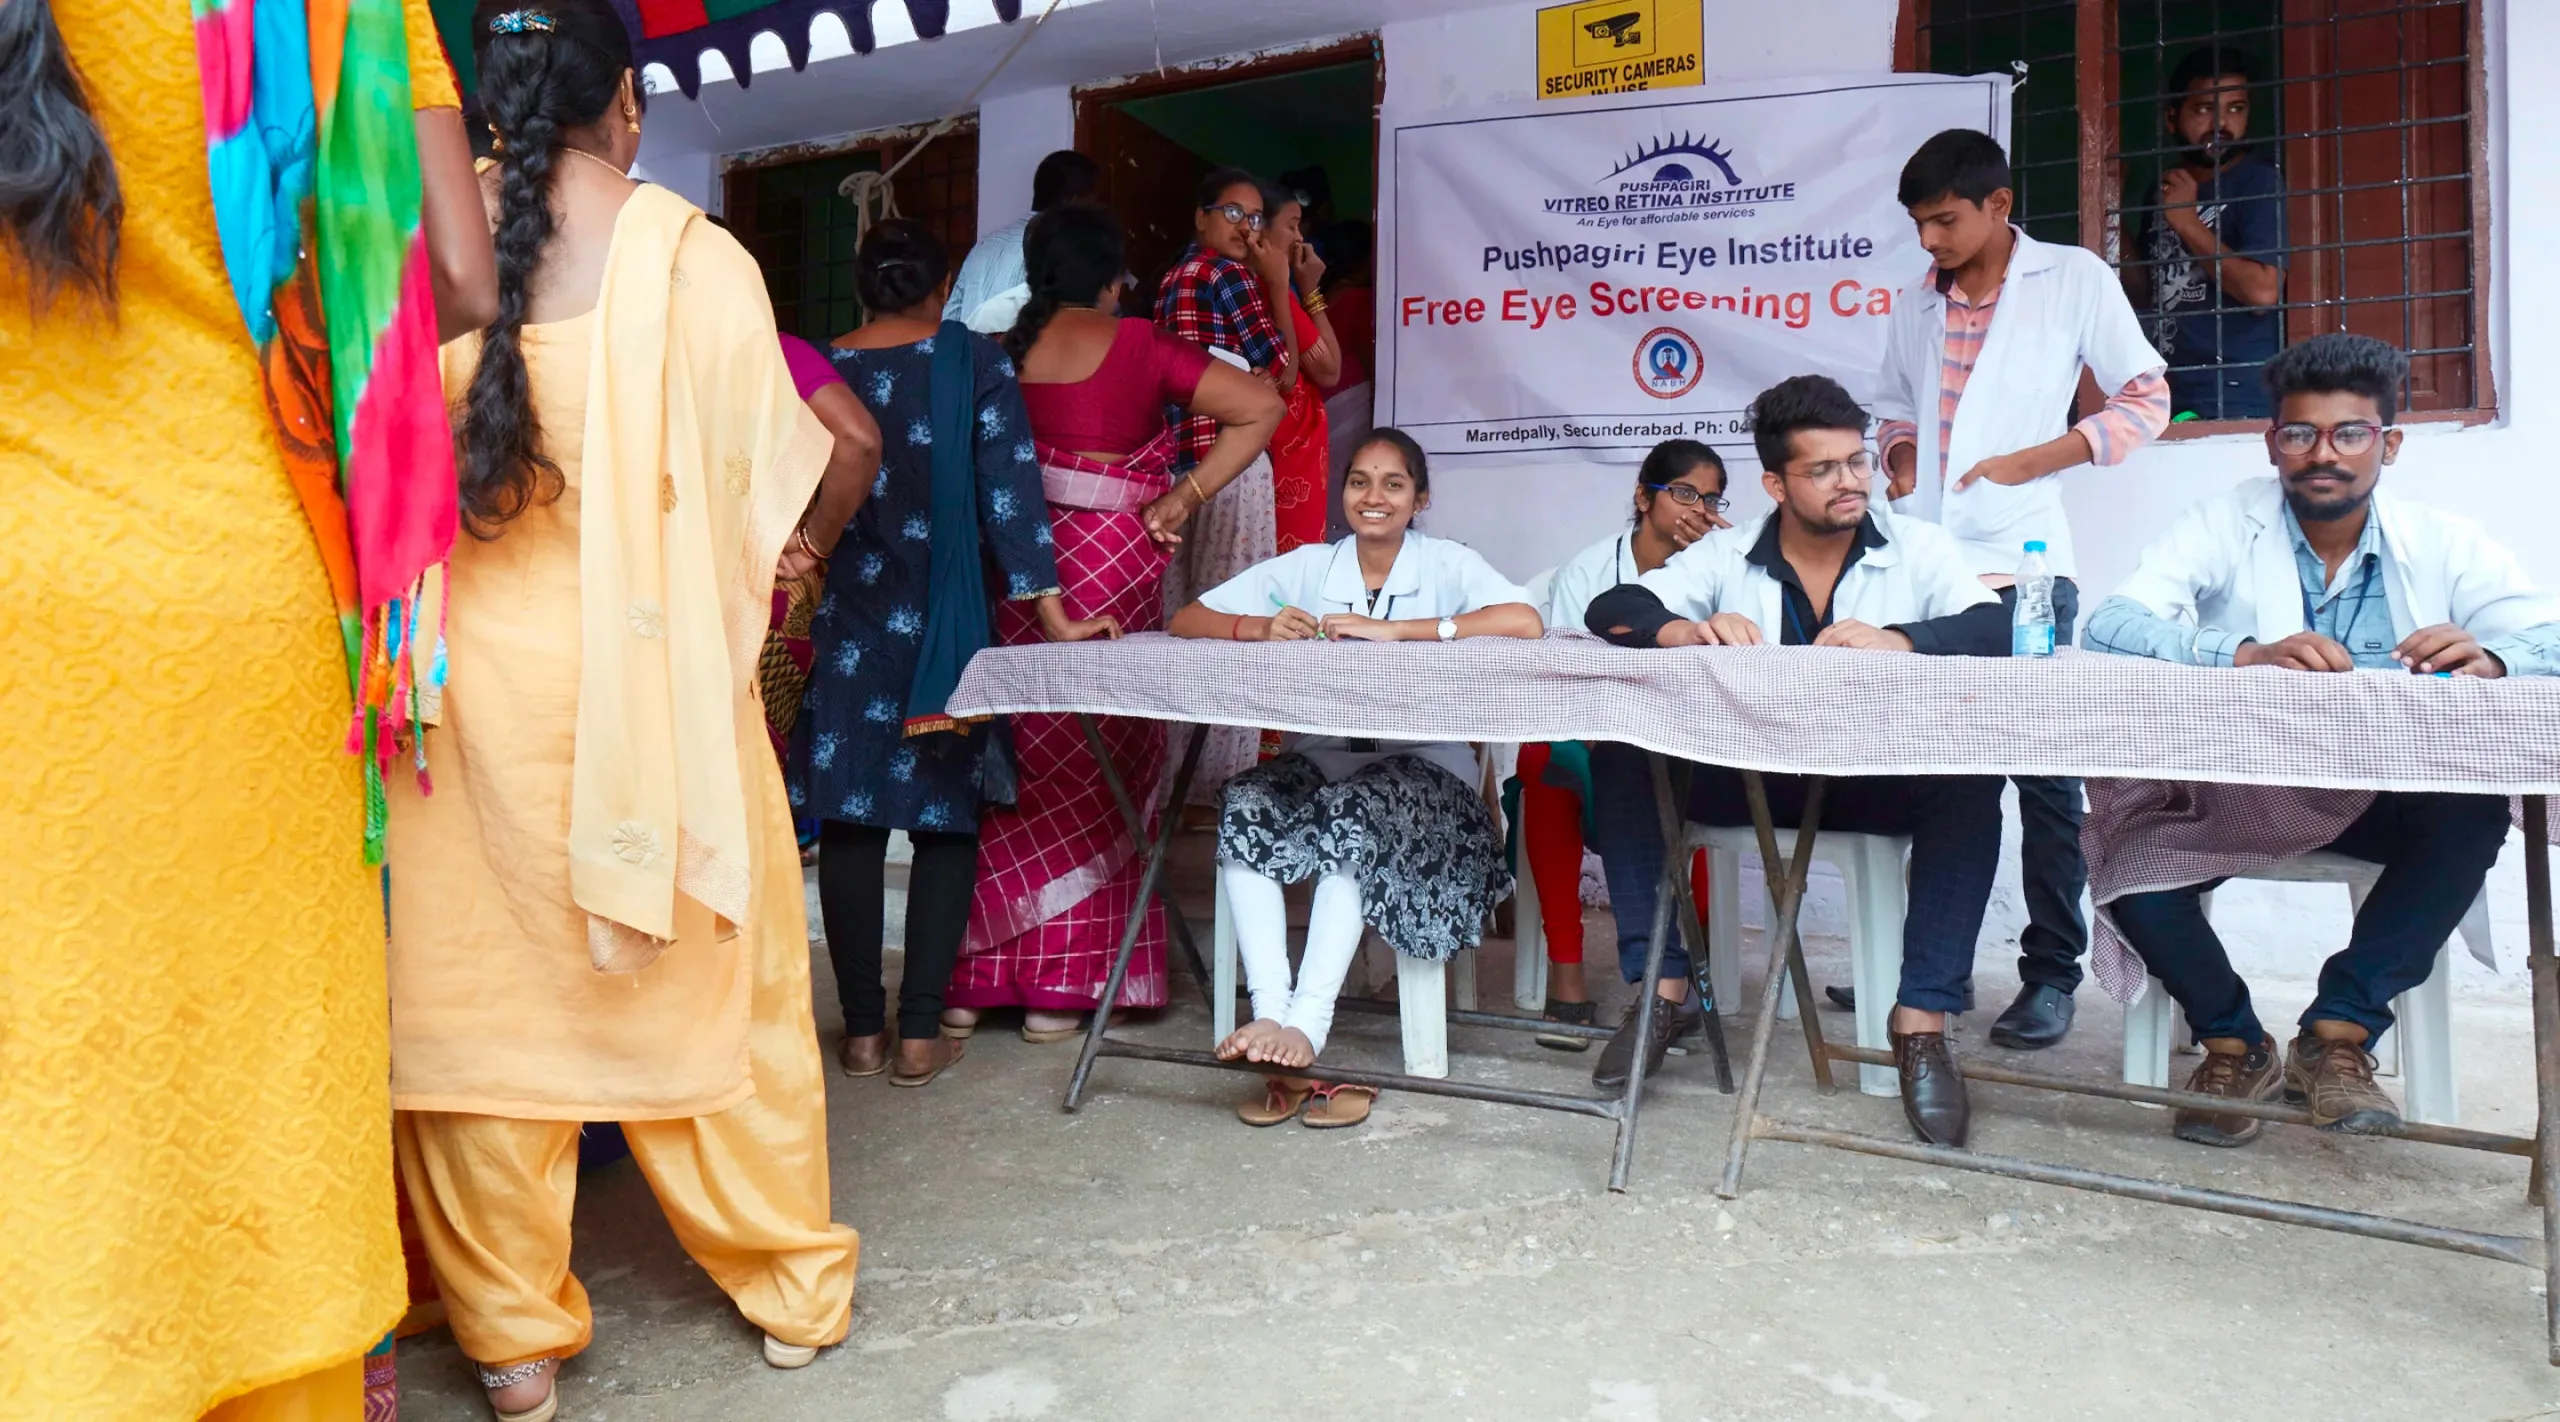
[1744,511,1889,589]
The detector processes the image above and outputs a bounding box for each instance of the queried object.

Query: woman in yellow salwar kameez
[0,1,493,1419]
[383,6,866,1419]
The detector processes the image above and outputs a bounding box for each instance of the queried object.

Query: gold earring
[625,106,640,135]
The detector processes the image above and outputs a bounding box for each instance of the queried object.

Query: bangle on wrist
[1188,473,1210,505]
[794,525,829,563]
[1231,612,1247,641]
[1302,293,1329,315]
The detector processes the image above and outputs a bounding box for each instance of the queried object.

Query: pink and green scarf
[195,0,458,862]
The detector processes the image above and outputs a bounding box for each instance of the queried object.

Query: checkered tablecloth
[949,634,2560,795]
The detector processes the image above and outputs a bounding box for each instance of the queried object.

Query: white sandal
[476,1359,559,1422]
[763,1333,821,1369]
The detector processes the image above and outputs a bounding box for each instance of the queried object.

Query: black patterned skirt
[1216,753,1511,964]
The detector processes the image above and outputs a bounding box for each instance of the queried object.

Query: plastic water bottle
[2012,540,2056,658]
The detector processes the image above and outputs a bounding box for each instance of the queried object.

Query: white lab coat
[1874,228,2165,579]
[1632,508,1997,635]
[2108,476,2560,647]
[1198,531,1536,784]
[1544,530,1644,633]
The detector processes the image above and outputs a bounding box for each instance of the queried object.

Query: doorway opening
[1076,40,1381,312]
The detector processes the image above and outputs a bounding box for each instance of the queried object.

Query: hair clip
[488,10,556,34]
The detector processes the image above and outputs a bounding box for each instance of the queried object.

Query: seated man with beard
[2084,332,2560,1145]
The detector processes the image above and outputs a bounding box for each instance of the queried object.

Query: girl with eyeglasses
[1516,440,1733,1047]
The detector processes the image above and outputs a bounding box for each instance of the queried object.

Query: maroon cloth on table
[1017,318,1209,456]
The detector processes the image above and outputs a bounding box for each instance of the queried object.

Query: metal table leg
[1606,753,1699,1191]
[1076,713,1215,1011]
[2525,794,2558,1364]
[1065,725,1209,1111]
[1715,771,1828,1201]
[1650,757,1733,1094]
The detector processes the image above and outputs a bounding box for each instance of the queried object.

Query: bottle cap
[2023,540,2047,553]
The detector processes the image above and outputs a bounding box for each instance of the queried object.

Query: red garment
[1516,742,1709,969]
[1270,295,1330,552]
[956,437,1180,1011]
[1019,318,1211,456]
[1318,283,1374,395]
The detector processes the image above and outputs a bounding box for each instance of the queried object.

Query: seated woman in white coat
[1520,440,1730,1054]
[1166,428,1544,1128]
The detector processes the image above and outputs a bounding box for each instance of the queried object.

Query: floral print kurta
[788,332,1060,834]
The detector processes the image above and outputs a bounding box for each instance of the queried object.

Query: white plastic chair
[2120,850,2493,1126]
[1211,883,1476,1078]
[1694,824,1911,1098]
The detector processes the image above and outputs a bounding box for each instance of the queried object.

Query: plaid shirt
[1154,243,1287,468]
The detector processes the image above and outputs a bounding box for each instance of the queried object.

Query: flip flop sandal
[1238,1076,1317,1126]
[940,1008,980,1039]
[1301,1081,1378,1129]
[1022,1009,1126,1044]
[889,1036,964,1088]
[1535,997,1597,1052]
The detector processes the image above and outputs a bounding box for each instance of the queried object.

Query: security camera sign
[1537,0,1702,100]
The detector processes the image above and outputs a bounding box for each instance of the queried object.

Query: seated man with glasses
[2084,332,2560,1145]
[1585,376,2010,1145]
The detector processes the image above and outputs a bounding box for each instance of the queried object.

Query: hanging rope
[837,0,1072,253]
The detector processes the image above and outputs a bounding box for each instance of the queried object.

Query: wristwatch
[1436,616,1459,643]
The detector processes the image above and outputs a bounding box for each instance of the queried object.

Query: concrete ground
[400,829,2560,1421]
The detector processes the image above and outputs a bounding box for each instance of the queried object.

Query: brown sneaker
[2284,1031,2403,1133]
[2173,1035,2281,1147]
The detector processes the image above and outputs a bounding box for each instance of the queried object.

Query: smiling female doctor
[1167,428,1544,1128]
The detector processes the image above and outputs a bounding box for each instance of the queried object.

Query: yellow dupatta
[569,185,828,972]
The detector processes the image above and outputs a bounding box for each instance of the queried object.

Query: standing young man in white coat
[2084,333,2560,1144]
[1867,129,2172,1050]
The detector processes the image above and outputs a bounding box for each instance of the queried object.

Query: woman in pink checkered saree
[952,205,1281,1039]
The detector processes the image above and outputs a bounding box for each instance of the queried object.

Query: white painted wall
[976,86,1079,236]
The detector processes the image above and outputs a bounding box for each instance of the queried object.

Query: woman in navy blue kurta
[788,219,1114,1085]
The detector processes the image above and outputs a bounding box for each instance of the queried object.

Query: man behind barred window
[2128,46,2289,421]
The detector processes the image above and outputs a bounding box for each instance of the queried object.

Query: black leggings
[816,821,980,1041]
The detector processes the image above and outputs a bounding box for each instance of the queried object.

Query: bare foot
[1217,1018,1284,1061]
[1252,1026,1316,1069]
[481,1359,558,1416]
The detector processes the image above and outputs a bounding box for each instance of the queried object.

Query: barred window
[722,127,981,347]
[1901,0,2487,427]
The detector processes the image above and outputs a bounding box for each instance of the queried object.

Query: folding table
[947,634,2560,1360]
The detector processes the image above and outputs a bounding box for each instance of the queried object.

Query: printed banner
[1379,73,2009,466]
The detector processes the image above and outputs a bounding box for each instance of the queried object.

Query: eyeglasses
[1784,451,1875,488]
[1201,202,1268,231]
[2273,421,2387,456]
[1644,482,1731,514]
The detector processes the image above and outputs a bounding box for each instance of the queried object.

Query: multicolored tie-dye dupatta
[196,0,459,862]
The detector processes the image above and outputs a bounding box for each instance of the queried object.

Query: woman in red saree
[1266,192,1341,553]
[952,204,1280,1040]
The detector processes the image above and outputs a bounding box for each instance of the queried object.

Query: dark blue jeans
[2169,366,2273,422]
[1590,744,2004,1013]
[2107,792,2510,1047]
[1998,577,2088,994]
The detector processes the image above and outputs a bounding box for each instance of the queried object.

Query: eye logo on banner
[1633,326,1704,398]
[1537,131,1799,223]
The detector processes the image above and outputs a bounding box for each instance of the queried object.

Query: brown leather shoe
[838,1031,889,1078]
[1591,994,1702,1090]
[2284,1030,2402,1133]
[889,1033,964,1088]
[2173,1035,2281,1147]
[1891,1029,1969,1147]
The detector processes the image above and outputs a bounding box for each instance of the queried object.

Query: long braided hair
[455,0,635,535]
[0,0,122,314]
